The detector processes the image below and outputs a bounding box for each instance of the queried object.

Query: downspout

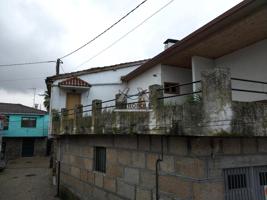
[155,136,164,200]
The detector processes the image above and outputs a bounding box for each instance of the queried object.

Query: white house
[122,0,267,103]
[47,1,267,200]
[46,0,267,134]
[46,48,193,115]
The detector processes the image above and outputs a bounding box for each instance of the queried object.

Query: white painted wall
[50,65,139,113]
[161,65,192,104]
[191,39,267,102]
[215,39,267,102]
[127,64,193,104]
[127,64,162,96]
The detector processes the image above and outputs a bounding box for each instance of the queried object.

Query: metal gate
[224,166,267,200]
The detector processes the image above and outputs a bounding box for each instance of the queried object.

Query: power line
[76,0,175,69]
[0,76,47,83]
[0,60,56,68]
[59,0,148,60]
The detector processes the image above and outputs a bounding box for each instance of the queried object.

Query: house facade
[46,60,148,114]
[48,1,267,200]
[0,103,49,160]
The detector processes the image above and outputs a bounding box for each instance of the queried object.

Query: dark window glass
[94,147,106,173]
[164,82,180,94]
[21,117,37,128]
[3,116,9,130]
[228,174,247,189]
[259,172,267,186]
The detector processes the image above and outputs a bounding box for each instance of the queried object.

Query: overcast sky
[0,0,242,110]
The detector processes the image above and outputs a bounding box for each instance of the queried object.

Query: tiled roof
[46,59,149,82]
[0,103,47,115]
[59,76,91,87]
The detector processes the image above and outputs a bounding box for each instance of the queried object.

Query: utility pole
[56,59,63,75]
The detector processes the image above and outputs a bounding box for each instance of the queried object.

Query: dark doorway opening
[22,138,34,157]
[46,139,52,156]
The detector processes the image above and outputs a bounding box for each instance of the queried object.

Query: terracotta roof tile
[59,76,90,87]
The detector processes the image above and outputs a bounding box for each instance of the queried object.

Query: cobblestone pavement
[0,157,59,200]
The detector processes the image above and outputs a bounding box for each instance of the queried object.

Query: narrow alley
[0,157,59,200]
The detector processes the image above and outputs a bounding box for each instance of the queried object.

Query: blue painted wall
[1,114,48,137]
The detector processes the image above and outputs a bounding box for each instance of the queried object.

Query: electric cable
[0,60,56,68]
[76,0,175,69]
[59,0,148,59]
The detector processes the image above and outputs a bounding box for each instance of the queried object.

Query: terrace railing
[52,67,267,137]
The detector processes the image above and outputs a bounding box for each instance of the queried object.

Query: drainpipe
[155,136,164,200]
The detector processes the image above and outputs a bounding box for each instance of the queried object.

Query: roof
[122,0,267,81]
[59,76,91,87]
[0,103,47,115]
[46,59,149,83]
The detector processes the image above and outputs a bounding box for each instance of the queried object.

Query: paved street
[0,157,59,200]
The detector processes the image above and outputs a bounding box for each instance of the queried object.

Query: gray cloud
[0,0,242,107]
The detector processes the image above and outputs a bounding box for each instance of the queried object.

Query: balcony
[52,68,267,137]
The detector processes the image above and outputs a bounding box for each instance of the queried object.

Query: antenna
[29,88,36,108]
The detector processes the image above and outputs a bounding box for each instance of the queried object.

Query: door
[22,138,34,157]
[66,93,81,118]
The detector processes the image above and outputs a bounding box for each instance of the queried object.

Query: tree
[43,91,50,111]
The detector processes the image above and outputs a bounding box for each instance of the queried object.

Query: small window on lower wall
[94,147,106,173]
[164,82,180,94]
[21,117,37,128]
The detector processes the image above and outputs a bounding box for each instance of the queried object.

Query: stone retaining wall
[57,135,267,200]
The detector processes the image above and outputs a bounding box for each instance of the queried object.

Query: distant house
[0,103,49,160]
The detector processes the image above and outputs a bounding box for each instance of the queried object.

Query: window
[21,117,37,128]
[94,147,106,173]
[164,82,180,94]
[3,116,9,130]
[227,174,247,189]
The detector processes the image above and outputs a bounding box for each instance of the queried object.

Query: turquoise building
[0,103,49,159]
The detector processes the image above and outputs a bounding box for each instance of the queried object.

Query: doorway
[66,93,81,118]
[22,138,34,157]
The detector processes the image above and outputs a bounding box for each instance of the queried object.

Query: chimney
[163,39,178,50]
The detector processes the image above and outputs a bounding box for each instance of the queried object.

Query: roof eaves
[122,0,263,82]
